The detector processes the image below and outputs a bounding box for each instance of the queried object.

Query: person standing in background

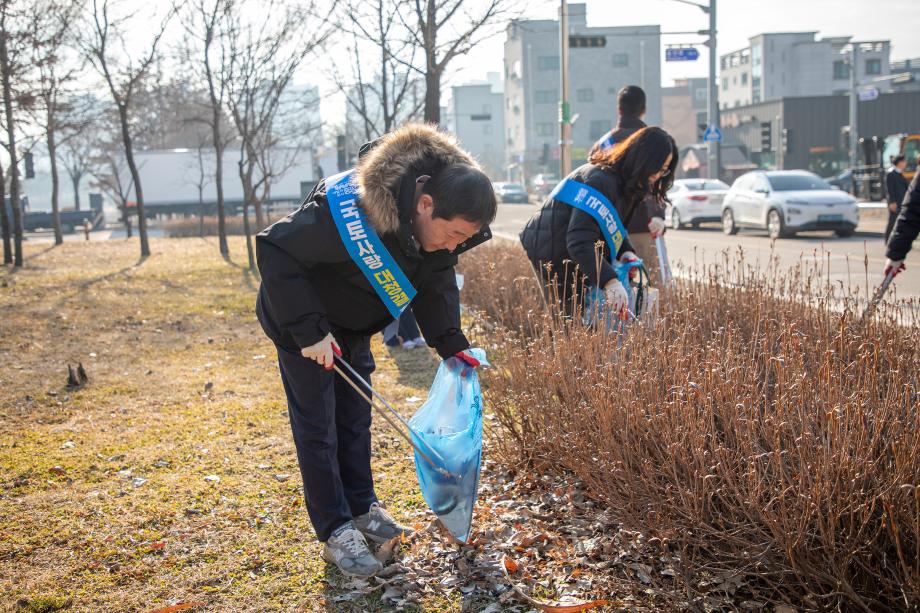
[885,155,909,243]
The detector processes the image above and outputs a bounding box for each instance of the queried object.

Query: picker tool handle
[331,350,455,480]
[861,269,895,322]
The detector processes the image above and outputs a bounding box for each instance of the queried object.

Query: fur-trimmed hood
[355,123,479,234]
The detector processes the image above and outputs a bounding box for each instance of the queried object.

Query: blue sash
[549,178,629,264]
[597,132,616,152]
[326,169,417,318]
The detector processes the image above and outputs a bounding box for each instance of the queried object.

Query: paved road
[490,201,920,299]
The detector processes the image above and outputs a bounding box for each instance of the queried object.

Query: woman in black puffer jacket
[520,126,677,315]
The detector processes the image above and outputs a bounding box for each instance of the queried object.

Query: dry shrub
[164,215,281,238]
[460,240,920,610]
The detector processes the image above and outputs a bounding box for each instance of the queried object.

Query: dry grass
[460,240,920,611]
[0,237,456,612]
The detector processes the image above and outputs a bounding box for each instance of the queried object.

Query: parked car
[530,174,558,198]
[721,170,859,239]
[493,182,529,204]
[665,179,730,229]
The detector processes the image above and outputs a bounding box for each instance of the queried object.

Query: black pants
[275,334,377,542]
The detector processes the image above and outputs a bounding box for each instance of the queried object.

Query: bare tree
[28,0,82,245]
[83,0,175,258]
[402,0,515,125]
[224,0,334,268]
[59,99,100,212]
[182,0,237,256]
[0,0,32,266]
[336,0,424,142]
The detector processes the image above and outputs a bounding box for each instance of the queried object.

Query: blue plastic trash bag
[408,348,488,543]
[583,259,652,329]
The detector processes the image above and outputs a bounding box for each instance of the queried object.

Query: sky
[292,0,920,124]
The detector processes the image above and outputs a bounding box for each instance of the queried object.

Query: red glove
[448,350,480,377]
[884,258,905,278]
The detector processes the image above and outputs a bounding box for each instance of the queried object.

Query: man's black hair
[422,163,497,226]
[893,155,906,165]
[618,85,646,119]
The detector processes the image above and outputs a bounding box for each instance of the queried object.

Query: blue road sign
[666,47,699,62]
[703,124,722,143]
[857,87,879,102]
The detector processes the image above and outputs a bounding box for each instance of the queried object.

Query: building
[503,3,661,184]
[662,77,708,148]
[891,58,920,93]
[445,75,506,180]
[720,33,892,109]
[717,91,920,177]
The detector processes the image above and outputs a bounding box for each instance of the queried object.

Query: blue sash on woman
[325,169,417,319]
[549,178,629,263]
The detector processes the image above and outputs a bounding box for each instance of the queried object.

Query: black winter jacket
[586,116,661,233]
[519,163,637,292]
[886,168,909,208]
[255,124,491,359]
[886,171,920,262]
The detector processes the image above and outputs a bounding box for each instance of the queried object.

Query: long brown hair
[589,126,678,207]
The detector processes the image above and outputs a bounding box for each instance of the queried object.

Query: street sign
[703,124,722,143]
[858,87,879,102]
[666,47,699,62]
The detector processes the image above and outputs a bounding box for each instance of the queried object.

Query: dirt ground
[0,237,687,613]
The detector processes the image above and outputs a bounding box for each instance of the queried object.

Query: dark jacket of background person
[886,171,920,262]
[519,163,637,303]
[255,124,491,359]
[587,117,662,233]
[885,166,910,241]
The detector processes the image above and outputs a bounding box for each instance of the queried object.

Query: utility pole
[848,43,859,169]
[559,0,572,178]
[707,0,720,180]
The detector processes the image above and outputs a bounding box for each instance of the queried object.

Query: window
[537,56,559,70]
[741,73,748,85]
[535,90,557,104]
[866,59,882,75]
[722,78,728,91]
[833,60,850,80]
[694,88,707,101]
[611,53,629,67]
[589,120,608,140]
[536,122,554,137]
[576,88,594,102]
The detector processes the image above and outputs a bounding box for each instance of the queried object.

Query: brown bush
[459,240,920,610]
[163,215,281,238]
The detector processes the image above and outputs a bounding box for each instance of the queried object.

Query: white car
[665,179,730,229]
[721,170,859,239]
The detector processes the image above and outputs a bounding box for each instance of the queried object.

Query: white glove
[301,333,339,369]
[647,216,665,238]
[603,278,629,313]
[884,259,905,278]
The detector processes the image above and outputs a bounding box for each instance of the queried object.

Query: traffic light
[568,35,606,48]
[840,126,850,151]
[698,123,708,142]
[760,122,772,152]
[24,152,34,179]
[541,143,550,166]
[781,128,791,154]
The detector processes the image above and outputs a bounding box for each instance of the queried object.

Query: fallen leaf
[60,441,75,449]
[203,475,220,483]
[501,555,614,612]
[144,602,206,613]
[374,536,401,564]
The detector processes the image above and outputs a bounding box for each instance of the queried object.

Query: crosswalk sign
[703,125,722,143]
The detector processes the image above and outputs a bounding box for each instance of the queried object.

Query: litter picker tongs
[861,269,896,322]
[331,349,457,481]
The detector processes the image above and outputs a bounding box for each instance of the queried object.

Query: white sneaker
[401,340,416,350]
[410,337,427,348]
[321,521,383,577]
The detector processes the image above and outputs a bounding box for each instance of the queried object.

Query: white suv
[721,170,859,239]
